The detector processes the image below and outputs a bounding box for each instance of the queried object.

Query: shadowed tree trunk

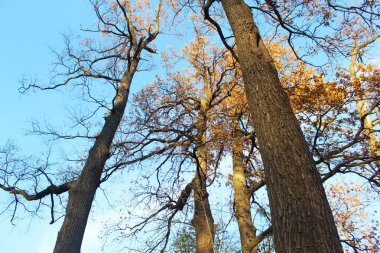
[52,0,163,250]
[192,156,215,253]
[53,60,138,253]
[220,0,343,252]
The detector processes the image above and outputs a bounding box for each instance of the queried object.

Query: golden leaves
[327,181,379,252]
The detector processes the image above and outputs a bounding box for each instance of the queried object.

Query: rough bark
[53,60,138,253]
[232,129,258,253]
[221,0,343,252]
[192,98,215,253]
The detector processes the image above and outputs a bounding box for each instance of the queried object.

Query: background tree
[327,181,379,252]
[102,33,238,252]
[170,225,241,253]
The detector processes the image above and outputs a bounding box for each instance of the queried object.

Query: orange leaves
[266,40,346,114]
[354,63,380,94]
[106,0,164,39]
[286,73,346,114]
[327,181,379,252]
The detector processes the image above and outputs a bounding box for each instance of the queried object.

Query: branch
[253,226,273,247]
[0,180,76,201]
[203,0,239,61]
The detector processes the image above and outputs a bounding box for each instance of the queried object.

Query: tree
[48,1,163,251]
[210,69,271,252]
[171,225,241,253]
[206,0,343,251]
[231,120,271,253]
[101,32,239,252]
[2,0,379,252]
[347,34,380,173]
[226,38,380,252]
[171,227,197,253]
[1,0,163,252]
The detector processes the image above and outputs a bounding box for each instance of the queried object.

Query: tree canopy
[1,0,379,252]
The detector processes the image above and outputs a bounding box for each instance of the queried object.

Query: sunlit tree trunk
[349,38,380,169]
[232,126,258,253]
[221,0,343,252]
[192,97,215,253]
[53,60,138,253]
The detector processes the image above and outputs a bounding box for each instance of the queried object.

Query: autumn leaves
[1,0,379,252]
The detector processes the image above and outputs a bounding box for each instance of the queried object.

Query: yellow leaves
[356,63,380,89]
[181,34,210,66]
[265,40,359,115]
[336,62,380,104]
[111,1,118,12]
[189,12,197,22]
[268,43,346,113]
[107,0,163,38]
[327,180,379,252]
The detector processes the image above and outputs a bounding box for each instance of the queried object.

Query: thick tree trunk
[53,61,138,253]
[221,1,343,252]
[192,100,215,253]
[232,130,258,253]
[193,158,215,253]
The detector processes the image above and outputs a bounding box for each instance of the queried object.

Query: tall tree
[232,122,266,253]
[215,78,271,253]
[101,33,238,252]
[204,0,343,251]
[52,1,163,251]
[1,0,163,252]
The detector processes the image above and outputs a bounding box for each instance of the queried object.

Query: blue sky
[1,1,379,252]
[0,1,190,252]
[0,0,93,149]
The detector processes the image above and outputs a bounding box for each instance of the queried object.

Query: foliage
[170,226,241,253]
[1,0,380,252]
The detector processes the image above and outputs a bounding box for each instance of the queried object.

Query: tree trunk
[232,129,258,253]
[192,99,215,253]
[221,1,343,252]
[349,45,380,169]
[53,61,138,253]
[355,96,380,167]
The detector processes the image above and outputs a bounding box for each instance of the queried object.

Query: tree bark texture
[53,60,138,253]
[192,98,215,253]
[221,1,343,252]
[232,129,258,253]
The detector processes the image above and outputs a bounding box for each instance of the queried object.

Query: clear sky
[1,1,379,253]
[0,0,93,149]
